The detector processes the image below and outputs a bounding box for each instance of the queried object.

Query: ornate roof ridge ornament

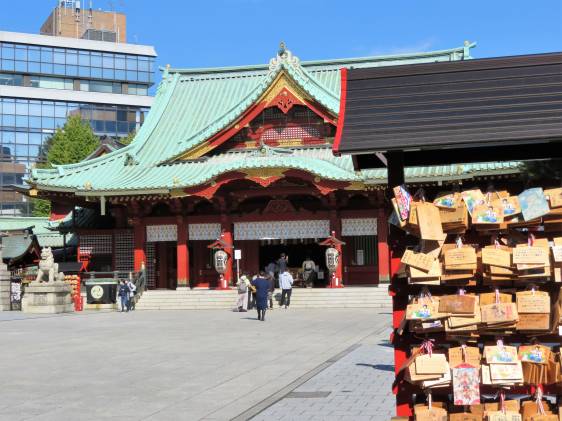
[269,41,301,73]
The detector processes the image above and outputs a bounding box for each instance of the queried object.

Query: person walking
[279,270,294,309]
[277,253,288,274]
[267,272,275,309]
[236,275,249,312]
[118,280,130,312]
[251,271,270,321]
[127,278,137,311]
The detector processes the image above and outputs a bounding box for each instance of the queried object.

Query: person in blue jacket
[118,280,130,312]
[251,271,270,321]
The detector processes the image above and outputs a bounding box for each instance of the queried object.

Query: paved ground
[251,337,394,420]
[0,308,393,421]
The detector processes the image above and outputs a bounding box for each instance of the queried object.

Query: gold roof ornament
[84,181,93,190]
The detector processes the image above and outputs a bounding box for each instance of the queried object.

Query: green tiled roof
[26,43,519,197]
[0,217,76,248]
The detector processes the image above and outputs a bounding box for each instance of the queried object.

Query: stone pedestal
[0,267,10,311]
[22,282,74,314]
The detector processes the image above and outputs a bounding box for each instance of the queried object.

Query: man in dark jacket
[251,271,270,321]
[118,280,130,312]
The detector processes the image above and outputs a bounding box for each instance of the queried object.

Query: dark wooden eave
[333,52,562,169]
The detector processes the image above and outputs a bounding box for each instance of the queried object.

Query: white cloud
[368,38,437,56]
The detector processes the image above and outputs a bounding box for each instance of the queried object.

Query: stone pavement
[250,330,395,420]
[0,308,392,420]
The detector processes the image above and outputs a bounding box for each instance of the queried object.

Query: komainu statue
[35,247,64,283]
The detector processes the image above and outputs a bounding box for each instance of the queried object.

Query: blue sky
[1,0,561,78]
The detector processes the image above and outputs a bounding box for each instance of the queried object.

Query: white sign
[552,245,562,263]
[234,249,242,260]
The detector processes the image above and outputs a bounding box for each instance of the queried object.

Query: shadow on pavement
[356,363,394,372]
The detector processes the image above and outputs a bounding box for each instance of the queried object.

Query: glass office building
[0,31,156,216]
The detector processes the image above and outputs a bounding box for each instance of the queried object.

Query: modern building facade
[0,6,156,216]
[27,43,522,289]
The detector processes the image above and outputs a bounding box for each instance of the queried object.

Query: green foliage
[121,130,136,145]
[31,198,51,217]
[43,114,100,166]
[31,115,100,216]
[521,160,562,185]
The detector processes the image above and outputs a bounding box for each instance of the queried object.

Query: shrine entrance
[258,240,328,287]
[154,241,177,290]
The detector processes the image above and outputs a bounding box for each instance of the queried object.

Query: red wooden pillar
[133,217,145,272]
[377,208,390,284]
[176,216,189,288]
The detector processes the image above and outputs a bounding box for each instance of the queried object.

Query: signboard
[234,249,242,260]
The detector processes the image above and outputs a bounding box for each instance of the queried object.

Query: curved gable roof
[30,43,477,193]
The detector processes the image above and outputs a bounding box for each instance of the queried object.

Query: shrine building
[25,43,522,289]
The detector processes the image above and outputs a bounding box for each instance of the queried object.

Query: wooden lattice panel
[114,230,134,272]
[79,234,112,255]
[145,242,155,288]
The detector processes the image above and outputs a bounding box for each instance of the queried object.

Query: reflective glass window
[115,69,126,80]
[114,55,126,69]
[1,44,14,59]
[15,115,29,128]
[1,60,15,71]
[15,47,27,61]
[29,133,42,145]
[2,99,15,114]
[105,121,116,133]
[15,144,28,156]
[126,56,137,71]
[2,114,15,126]
[28,48,40,62]
[28,62,40,73]
[15,100,28,115]
[55,117,67,127]
[78,66,89,77]
[54,50,66,64]
[138,72,149,83]
[91,67,102,78]
[91,53,102,67]
[0,73,23,86]
[54,105,67,118]
[138,58,149,72]
[42,116,55,128]
[29,116,42,128]
[2,131,15,142]
[102,53,114,68]
[78,52,90,66]
[41,62,54,74]
[40,47,53,62]
[41,102,55,117]
[66,50,78,65]
[126,70,136,81]
[66,65,78,76]
[117,121,128,133]
[15,61,27,72]
[15,132,28,143]
[29,102,42,116]
[53,64,65,75]
[103,68,114,79]
[29,145,40,157]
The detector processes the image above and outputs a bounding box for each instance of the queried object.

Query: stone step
[136,286,391,310]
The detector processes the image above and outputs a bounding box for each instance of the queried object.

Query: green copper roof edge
[283,63,340,114]
[164,43,474,74]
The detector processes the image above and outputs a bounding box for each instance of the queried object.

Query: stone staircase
[135,286,391,310]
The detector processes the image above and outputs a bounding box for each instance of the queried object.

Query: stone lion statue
[35,247,64,283]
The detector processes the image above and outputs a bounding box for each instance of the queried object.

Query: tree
[521,160,562,186]
[32,115,100,216]
[120,130,136,145]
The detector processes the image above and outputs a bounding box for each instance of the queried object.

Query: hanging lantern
[325,247,339,273]
[214,250,229,275]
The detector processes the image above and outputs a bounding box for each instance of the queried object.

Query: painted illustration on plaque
[452,364,480,406]
[518,187,550,221]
